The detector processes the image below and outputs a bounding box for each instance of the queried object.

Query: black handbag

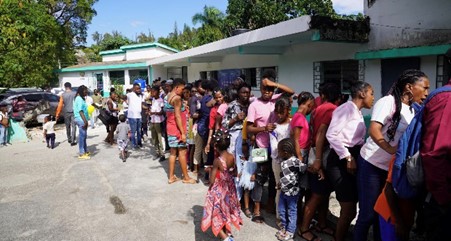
[98,108,112,126]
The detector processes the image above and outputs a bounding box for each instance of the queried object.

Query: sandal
[251,214,264,224]
[168,175,180,184]
[182,178,197,184]
[244,208,252,218]
[298,229,321,241]
[314,225,335,237]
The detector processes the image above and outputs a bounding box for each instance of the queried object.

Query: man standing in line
[421,50,451,241]
[127,83,143,149]
[56,82,77,146]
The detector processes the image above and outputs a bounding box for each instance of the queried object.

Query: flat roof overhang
[147,16,322,67]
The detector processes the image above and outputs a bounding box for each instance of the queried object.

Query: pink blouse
[326,101,366,159]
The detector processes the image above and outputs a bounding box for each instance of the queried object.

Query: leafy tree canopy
[0,0,97,88]
[224,0,336,34]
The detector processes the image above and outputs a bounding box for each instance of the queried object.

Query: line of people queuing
[183,69,448,241]
[54,67,450,241]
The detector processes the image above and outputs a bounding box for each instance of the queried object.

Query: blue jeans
[75,119,88,155]
[128,118,142,148]
[354,155,387,241]
[0,125,7,144]
[379,215,401,241]
[278,192,299,233]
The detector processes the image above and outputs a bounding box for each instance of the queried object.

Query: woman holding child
[246,70,294,223]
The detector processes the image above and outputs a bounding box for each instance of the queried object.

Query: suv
[0,90,61,125]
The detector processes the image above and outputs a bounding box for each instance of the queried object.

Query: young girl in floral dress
[201,129,243,241]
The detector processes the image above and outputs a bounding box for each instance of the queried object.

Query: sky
[86,0,363,46]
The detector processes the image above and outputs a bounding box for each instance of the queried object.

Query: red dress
[201,156,242,236]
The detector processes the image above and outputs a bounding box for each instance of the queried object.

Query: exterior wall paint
[278,42,367,93]
[58,72,96,89]
[365,0,451,50]
[103,54,125,62]
[152,65,167,81]
[126,48,174,61]
[420,56,438,90]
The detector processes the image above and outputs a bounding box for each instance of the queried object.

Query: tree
[192,5,225,45]
[99,31,133,51]
[224,0,336,35]
[0,0,97,88]
[136,30,155,43]
[43,0,98,45]
[92,31,103,45]
[192,5,225,29]
[0,1,63,87]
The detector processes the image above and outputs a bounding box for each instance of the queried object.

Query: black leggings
[46,133,55,148]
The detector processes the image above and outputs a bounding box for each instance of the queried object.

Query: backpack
[392,85,451,198]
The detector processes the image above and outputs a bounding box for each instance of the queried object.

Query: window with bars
[200,66,277,89]
[129,69,148,84]
[109,71,125,85]
[167,66,188,81]
[313,60,361,94]
[436,55,451,88]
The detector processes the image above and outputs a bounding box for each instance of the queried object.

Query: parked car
[0,90,62,125]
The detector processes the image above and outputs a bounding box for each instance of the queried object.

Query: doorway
[381,57,420,95]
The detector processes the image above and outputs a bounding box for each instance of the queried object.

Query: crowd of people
[46,67,450,241]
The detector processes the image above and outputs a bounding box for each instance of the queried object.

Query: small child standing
[276,138,307,241]
[0,103,9,146]
[269,97,292,227]
[201,129,242,241]
[116,114,131,162]
[43,115,56,149]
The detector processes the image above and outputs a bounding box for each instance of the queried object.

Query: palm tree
[192,5,225,29]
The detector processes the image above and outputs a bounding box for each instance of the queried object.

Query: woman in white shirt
[354,69,430,241]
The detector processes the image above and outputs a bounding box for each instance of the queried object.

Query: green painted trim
[311,30,321,41]
[120,42,179,53]
[99,49,125,56]
[57,62,148,73]
[355,44,451,60]
[148,66,153,84]
[238,46,243,55]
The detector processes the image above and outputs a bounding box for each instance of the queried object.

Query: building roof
[147,16,313,66]
[57,60,148,73]
[99,42,179,56]
[146,15,369,67]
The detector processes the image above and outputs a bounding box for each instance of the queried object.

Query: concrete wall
[126,48,174,61]
[59,72,97,90]
[278,42,367,94]
[365,0,451,50]
[102,54,125,62]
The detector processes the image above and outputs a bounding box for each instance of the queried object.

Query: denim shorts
[167,135,186,148]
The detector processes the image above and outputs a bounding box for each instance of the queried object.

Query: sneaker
[78,154,91,160]
[85,152,91,156]
[276,229,286,240]
[281,232,294,241]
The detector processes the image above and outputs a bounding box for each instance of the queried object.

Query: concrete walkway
[0,125,342,241]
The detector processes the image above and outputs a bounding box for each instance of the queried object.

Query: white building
[57,42,178,96]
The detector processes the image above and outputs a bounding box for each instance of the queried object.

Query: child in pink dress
[201,129,243,241]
